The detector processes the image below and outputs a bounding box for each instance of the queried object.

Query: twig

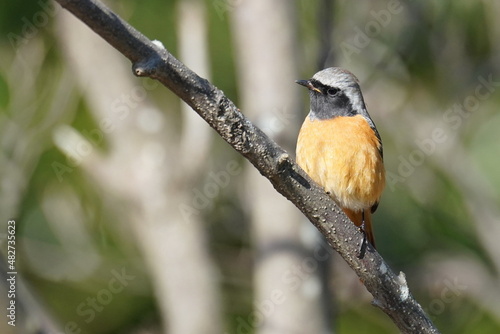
[54,0,440,332]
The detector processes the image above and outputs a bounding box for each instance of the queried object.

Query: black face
[307,79,356,120]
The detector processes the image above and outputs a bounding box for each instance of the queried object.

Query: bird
[295,67,385,250]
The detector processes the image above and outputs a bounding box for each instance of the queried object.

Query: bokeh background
[1,0,500,333]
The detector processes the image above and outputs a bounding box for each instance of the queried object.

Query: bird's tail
[343,208,376,249]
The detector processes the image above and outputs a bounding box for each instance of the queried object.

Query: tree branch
[54,0,440,332]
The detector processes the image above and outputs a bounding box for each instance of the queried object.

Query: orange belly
[296,114,385,212]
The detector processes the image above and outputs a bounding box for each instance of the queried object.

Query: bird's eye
[327,88,339,96]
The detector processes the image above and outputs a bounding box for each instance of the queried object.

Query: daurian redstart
[296,67,385,249]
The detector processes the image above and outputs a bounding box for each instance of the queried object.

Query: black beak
[295,79,310,87]
[295,79,321,93]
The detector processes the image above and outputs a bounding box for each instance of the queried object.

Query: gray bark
[54,1,442,333]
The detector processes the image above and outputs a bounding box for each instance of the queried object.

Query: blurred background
[1,0,499,333]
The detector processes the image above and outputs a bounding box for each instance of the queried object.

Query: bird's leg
[357,210,368,259]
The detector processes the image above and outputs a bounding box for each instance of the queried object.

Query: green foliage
[1,0,499,333]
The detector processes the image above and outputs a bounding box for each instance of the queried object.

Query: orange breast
[296,114,385,211]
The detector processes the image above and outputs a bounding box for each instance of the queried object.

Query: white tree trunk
[56,2,222,332]
[231,1,331,333]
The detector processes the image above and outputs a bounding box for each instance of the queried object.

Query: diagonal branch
[54,0,440,332]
